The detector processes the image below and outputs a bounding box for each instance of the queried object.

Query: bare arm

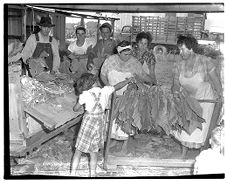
[21,34,36,64]
[208,69,223,97]
[73,101,83,112]
[68,53,88,60]
[51,38,60,72]
[171,63,181,94]
[114,78,134,91]
[100,74,109,86]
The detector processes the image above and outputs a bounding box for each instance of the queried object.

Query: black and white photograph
[4,2,225,179]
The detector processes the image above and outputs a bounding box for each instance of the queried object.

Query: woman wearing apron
[100,40,156,155]
[171,35,222,158]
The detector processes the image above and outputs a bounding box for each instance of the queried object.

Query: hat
[37,16,55,27]
[99,23,112,32]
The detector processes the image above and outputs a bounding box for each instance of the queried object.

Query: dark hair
[136,31,153,46]
[177,35,198,52]
[99,22,112,32]
[74,73,98,96]
[116,40,131,53]
[75,26,86,34]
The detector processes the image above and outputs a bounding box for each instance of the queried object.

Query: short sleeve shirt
[79,86,115,113]
[101,54,146,78]
[68,38,96,55]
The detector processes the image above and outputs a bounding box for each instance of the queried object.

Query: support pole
[97,19,100,41]
[103,93,115,170]
[22,6,27,42]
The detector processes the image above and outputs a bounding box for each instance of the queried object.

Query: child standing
[71,73,134,177]
[193,123,225,175]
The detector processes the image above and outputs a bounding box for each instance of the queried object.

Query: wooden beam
[55,9,119,21]
[22,7,27,42]
[106,155,195,168]
[34,3,224,13]
[11,115,82,157]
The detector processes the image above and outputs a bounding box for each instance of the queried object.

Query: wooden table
[10,92,83,157]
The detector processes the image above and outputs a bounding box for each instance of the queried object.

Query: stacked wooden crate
[132,15,205,45]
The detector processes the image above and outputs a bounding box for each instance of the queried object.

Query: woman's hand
[87,63,95,71]
[73,103,83,112]
[68,53,75,60]
[133,73,143,83]
[68,53,82,60]
[104,54,110,60]
[126,77,136,84]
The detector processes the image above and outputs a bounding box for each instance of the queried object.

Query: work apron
[32,33,54,71]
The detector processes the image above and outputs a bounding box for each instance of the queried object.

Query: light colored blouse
[173,53,215,83]
[68,38,95,55]
[79,86,115,113]
[101,54,146,78]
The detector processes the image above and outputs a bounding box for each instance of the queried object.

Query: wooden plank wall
[8,7,23,41]
[53,13,66,47]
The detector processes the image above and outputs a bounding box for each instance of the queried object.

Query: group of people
[20,16,223,177]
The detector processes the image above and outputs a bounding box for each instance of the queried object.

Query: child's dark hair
[74,73,98,96]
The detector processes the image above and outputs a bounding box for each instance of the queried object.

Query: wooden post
[155,16,159,42]
[184,17,187,35]
[80,17,84,26]
[165,16,169,43]
[22,6,27,42]
[111,20,115,38]
[103,93,115,170]
[97,19,100,41]
[175,17,178,43]
[53,13,66,47]
[203,100,223,149]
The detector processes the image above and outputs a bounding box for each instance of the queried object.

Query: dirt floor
[10,127,197,177]
[10,56,198,177]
